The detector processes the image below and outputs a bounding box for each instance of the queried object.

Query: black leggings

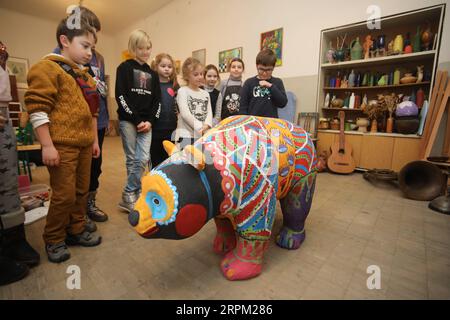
[89,128,106,192]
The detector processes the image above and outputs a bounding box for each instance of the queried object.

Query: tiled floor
[1,136,449,299]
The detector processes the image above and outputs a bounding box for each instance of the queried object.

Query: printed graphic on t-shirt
[133,69,152,89]
[188,96,208,122]
[91,66,101,80]
[253,86,271,98]
[167,87,175,97]
[224,93,240,113]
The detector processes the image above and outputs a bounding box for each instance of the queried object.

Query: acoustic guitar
[327,111,356,174]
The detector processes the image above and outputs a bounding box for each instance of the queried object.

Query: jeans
[119,121,152,194]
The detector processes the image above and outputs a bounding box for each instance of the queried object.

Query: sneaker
[66,230,102,247]
[87,191,108,222]
[118,191,138,213]
[85,215,97,233]
[46,242,71,263]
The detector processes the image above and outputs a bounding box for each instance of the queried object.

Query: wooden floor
[1,136,450,299]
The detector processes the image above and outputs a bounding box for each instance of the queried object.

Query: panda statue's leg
[276,172,316,250]
[220,191,277,281]
[220,236,269,281]
[213,216,236,255]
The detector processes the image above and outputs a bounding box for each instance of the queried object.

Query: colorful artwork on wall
[6,57,29,88]
[192,49,206,66]
[260,28,283,67]
[175,60,181,75]
[218,47,243,73]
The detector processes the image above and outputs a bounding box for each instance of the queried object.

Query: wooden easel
[420,70,450,160]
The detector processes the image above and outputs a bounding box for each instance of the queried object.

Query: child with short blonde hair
[175,57,212,149]
[115,29,161,212]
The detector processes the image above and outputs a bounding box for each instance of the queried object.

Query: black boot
[1,224,40,267]
[0,256,29,286]
[87,191,108,222]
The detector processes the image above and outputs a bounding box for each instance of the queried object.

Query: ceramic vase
[386,117,394,133]
[370,119,378,133]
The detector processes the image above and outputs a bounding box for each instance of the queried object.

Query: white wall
[114,0,450,80]
[0,8,117,94]
[2,0,449,103]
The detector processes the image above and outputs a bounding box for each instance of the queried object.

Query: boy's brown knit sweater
[25,54,98,147]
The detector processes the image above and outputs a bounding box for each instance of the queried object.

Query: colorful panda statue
[129,115,318,280]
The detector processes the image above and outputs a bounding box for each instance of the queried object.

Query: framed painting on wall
[6,57,29,89]
[192,49,206,65]
[175,60,181,74]
[260,27,283,67]
[218,47,242,73]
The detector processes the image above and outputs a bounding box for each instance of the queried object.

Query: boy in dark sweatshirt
[239,49,287,118]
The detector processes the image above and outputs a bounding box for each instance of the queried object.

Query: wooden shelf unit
[324,81,431,91]
[315,4,446,170]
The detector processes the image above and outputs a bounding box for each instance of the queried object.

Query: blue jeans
[119,121,152,194]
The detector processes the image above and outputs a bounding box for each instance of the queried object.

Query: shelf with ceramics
[321,50,436,69]
[323,81,431,90]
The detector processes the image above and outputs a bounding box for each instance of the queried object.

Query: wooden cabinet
[360,136,394,169]
[391,137,421,171]
[317,130,421,171]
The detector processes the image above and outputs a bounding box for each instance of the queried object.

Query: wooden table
[17,143,41,181]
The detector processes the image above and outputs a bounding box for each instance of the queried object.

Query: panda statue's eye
[153,198,160,205]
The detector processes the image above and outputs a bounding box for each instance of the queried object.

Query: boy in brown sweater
[25,15,102,263]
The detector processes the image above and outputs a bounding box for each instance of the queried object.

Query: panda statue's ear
[163,140,179,156]
[184,145,206,171]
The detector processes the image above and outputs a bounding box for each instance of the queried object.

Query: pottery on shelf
[363,35,373,59]
[393,34,404,54]
[400,73,418,84]
[330,118,340,130]
[350,37,363,60]
[319,118,330,129]
[395,116,420,134]
[331,98,344,108]
[326,41,336,63]
[386,117,394,133]
[356,118,369,133]
[416,65,424,83]
[396,101,419,117]
[421,25,433,51]
[394,69,401,85]
[335,49,345,62]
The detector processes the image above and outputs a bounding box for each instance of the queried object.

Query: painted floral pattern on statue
[129,115,318,281]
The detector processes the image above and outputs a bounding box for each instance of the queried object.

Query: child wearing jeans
[175,58,212,150]
[115,30,161,212]
[25,16,102,263]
